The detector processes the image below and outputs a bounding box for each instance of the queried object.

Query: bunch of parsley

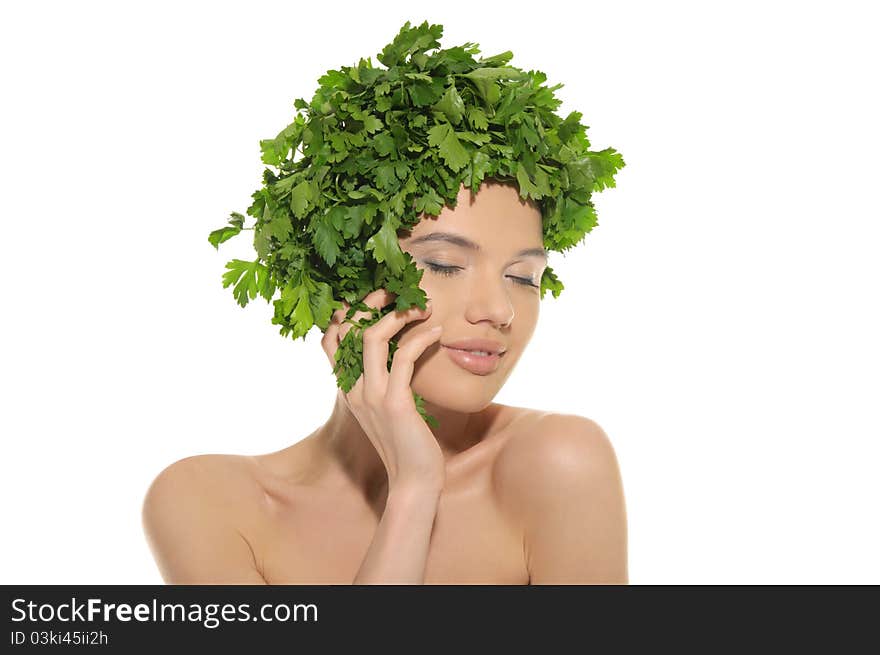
[209,20,625,427]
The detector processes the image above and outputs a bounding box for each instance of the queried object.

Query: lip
[442,345,504,375]
[442,338,507,355]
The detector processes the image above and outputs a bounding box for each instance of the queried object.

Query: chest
[254,481,528,585]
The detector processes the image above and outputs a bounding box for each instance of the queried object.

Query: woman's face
[395,180,547,413]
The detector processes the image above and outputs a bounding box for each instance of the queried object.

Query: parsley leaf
[427,122,470,172]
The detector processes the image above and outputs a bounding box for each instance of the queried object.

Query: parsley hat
[209,19,625,425]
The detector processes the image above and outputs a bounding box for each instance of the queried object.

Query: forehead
[400,181,543,248]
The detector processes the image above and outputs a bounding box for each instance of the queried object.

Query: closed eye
[424,262,539,289]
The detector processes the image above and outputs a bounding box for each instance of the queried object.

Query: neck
[310,389,496,502]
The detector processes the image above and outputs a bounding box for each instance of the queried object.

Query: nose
[463,269,515,328]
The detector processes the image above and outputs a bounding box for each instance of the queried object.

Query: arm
[353,482,442,584]
[141,457,268,584]
[321,288,448,585]
[499,415,629,584]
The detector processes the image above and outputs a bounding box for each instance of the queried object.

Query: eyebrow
[407,231,548,262]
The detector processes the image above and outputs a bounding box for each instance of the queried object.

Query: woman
[142,178,628,584]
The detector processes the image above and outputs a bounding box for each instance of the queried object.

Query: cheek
[416,278,458,316]
[417,273,444,295]
[508,301,540,344]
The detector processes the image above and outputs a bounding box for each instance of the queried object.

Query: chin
[414,392,495,417]
[410,358,512,415]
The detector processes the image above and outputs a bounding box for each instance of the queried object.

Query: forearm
[352,484,441,584]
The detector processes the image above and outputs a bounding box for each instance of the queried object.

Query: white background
[1,0,877,584]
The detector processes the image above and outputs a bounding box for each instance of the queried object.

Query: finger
[322,331,338,369]
[345,371,365,409]
[322,300,351,367]
[332,299,351,327]
[323,289,395,373]
[386,324,443,400]
[322,328,339,368]
[333,295,375,358]
[337,288,396,348]
[363,287,397,310]
[362,301,432,389]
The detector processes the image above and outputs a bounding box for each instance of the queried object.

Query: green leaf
[290,180,314,216]
[432,84,465,125]
[253,228,270,260]
[462,66,524,105]
[414,187,445,215]
[587,147,626,191]
[365,212,406,274]
[362,114,384,133]
[562,198,598,235]
[557,110,582,144]
[221,259,268,308]
[405,72,433,82]
[273,282,314,339]
[374,162,398,191]
[377,20,444,68]
[266,215,292,241]
[260,139,283,166]
[255,263,276,301]
[467,107,488,131]
[539,266,564,300]
[413,392,439,429]
[259,118,305,167]
[456,131,491,145]
[208,226,241,249]
[408,79,443,106]
[292,286,314,335]
[468,149,493,192]
[565,158,593,191]
[309,280,339,330]
[373,132,396,157]
[384,260,428,308]
[531,165,552,198]
[478,50,514,67]
[515,162,540,199]
[427,122,470,172]
[313,211,344,267]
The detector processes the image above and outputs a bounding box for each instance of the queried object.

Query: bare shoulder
[141,454,269,584]
[491,411,628,583]
[143,454,263,507]
[494,411,621,498]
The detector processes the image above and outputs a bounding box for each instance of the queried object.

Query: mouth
[441,345,504,375]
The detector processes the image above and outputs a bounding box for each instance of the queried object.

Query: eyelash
[424,262,539,289]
